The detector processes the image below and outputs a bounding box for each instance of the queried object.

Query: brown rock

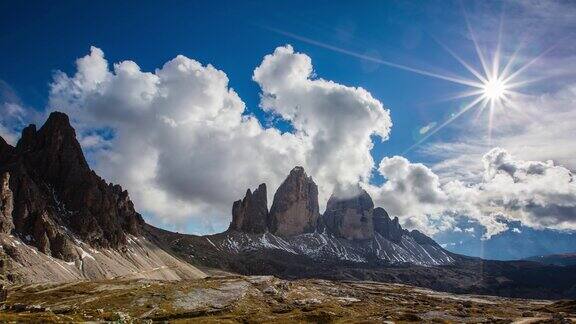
[323,188,374,240]
[268,167,319,237]
[229,183,268,233]
[0,172,14,234]
[0,284,7,302]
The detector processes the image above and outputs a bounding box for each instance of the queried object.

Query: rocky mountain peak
[409,229,439,246]
[0,111,144,259]
[16,112,89,186]
[268,166,320,237]
[229,183,268,233]
[323,188,375,240]
[0,112,206,282]
[373,207,404,242]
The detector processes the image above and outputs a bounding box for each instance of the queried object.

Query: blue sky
[1,0,504,160]
[1,1,576,260]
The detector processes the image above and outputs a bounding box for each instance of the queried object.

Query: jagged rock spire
[0,111,144,259]
[229,183,268,234]
[323,188,375,240]
[268,166,320,237]
[16,112,90,192]
[373,207,403,243]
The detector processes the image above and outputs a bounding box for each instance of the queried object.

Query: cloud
[253,45,392,200]
[364,154,506,238]
[476,148,576,232]
[365,147,576,239]
[425,84,576,183]
[364,156,457,235]
[0,80,41,145]
[0,104,23,145]
[47,45,391,233]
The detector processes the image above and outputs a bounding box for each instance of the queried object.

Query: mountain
[162,166,454,267]
[147,158,576,299]
[525,252,576,266]
[2,112,576,300]
[0,112,205,283]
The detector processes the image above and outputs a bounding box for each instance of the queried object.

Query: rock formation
[0,111,205,282]
[373,207,403,242]
[0,173,14,233]
[0,112,145,258]
[229,183,268,233]
[268,166,320,237]
[409,229,439,246]
[216,166,449,267]
[323,189,374,240]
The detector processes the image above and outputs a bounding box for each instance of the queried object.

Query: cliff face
[268,166,320,237]
[323,189,375,240]
[0,173,14,234]
[0,112,145,260]
[373,207,404,243]
[212,166,450,268]
[229,183,268,233]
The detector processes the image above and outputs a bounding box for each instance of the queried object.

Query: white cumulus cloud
[365,148,576,238]
[47,45,392,233]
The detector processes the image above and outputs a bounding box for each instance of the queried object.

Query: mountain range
[0,112,575,299]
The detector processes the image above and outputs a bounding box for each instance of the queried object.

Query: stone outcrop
[268,166,320,237]
[373,207,404,243]
[409,229,439,246]
[323,189,374,240]
[0,112,145,259]
[229,183,268,233]
[226,168,441,251]
[0,173,14,234]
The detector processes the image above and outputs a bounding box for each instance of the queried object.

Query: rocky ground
[0,275,574,323]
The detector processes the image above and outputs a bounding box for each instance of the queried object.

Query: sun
[482,77,508,101]
[266,6,554,153]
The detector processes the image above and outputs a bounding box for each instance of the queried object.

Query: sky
[1,0,576,260]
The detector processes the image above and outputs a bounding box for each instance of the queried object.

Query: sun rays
[262,8,557,153]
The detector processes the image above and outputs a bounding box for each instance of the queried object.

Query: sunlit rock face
[229,183,268,234]
[0,172,14,234]
[323,189,374,240]
[268,166,320,237]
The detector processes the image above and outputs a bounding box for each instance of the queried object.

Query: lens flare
[482,77,507,101]
[262,6,557,153]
